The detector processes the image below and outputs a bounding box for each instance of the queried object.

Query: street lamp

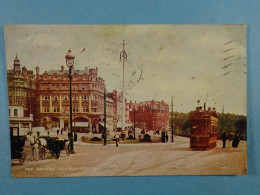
[65,49,75,154]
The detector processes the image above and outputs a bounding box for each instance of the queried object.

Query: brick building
[107,90,130,132]
[35,65,107,133]
[7,55,36,130]
[128,100,169,131]
[7,54,132,134]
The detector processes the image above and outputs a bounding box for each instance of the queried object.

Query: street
[11,135,247,177]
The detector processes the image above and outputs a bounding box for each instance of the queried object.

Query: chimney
[61,65,64,72]
[36,66,40,75]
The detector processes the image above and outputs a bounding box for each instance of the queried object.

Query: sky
[4,25,247,115]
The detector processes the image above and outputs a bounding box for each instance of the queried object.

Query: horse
[26,134,47,160]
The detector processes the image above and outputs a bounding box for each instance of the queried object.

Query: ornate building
[35,65,107,133]
[7,54,131,134]
[107,90,130,132]
[128,100,169,131]
[7,55,36,129]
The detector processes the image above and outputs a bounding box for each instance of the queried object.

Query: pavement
[11,135,247,177]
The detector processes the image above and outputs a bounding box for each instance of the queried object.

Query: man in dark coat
[165,133,168,143]
[232,131,240,148]
[74,132,78,142]
[222,132,227,148]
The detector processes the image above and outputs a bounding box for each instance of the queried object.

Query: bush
[90,137,102,141]
[141,134,151,142]
[126,135,136,140]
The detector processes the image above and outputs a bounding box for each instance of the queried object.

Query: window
[53,106,60,113]
[44,106,49,112]
[14,109,18,117]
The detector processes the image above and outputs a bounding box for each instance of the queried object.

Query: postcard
[5,25,247,177]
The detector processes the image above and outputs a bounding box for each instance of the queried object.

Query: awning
[117,122,132,128]
[74,122,89,127]
[99,122,112,127]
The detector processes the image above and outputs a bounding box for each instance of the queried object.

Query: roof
[46,69,89,75]
[7,69,14,73]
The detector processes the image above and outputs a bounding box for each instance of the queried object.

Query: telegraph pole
[171,96,174,143]
[120,40,127,140]
[104,88,107,145]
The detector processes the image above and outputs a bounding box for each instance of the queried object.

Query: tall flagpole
[120,40,127,140]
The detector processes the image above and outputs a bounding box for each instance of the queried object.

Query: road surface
[11,136,247,177]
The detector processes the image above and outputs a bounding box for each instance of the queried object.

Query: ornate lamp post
[65,49,75,154]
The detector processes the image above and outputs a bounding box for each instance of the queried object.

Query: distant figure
[232,131,240,148]
[57,129,59,135]
[47,131,49,136]
[222,132,227,148]
[61,128,63,135]
[165,133,168,143]
[115,134,120,147]
[74,132,78,142]
[37,131,40,138]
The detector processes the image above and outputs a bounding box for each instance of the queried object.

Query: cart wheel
[39,147,46,160]
[66,145,71,156]
[19,152,26,165]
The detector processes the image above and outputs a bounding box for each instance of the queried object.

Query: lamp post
[65,49,75,154]
[134,101,136,139]
[171,96,174,143]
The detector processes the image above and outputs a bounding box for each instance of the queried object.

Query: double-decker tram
[189,100,218,150]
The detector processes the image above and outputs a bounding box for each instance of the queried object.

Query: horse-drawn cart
[10,127,26,165]
[39,136,71,159]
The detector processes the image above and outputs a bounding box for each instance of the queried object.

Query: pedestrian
[115,134,120,147]
[74,132,78,142]
[232,131,240,148]
[165,133,168,143]
[57,129,59,135]
[61,128,63,135]
[222,132,227,148]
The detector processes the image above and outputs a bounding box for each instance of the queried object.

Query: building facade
[35,65,107,133]
[7,55,36,131]
[9,106,33,132]
[128,100,169,131]
[7,55,133,134]
[107,90,130,132]
[7,55,36,118]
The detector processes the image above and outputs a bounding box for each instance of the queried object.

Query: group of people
[222,131,240,148]
[56,128,64,135]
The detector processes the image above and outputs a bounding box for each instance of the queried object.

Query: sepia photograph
[4,24,247,177]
